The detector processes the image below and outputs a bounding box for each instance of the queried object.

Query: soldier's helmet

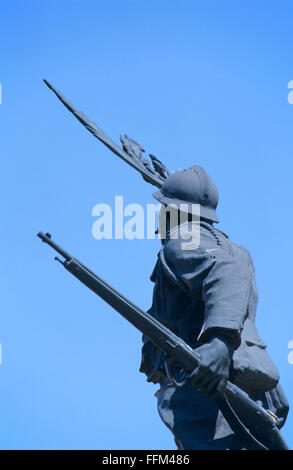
[153,165,219,223]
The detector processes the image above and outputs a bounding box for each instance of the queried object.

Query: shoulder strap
[158,248,192,297]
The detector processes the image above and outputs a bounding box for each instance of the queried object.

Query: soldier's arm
[164,238,252,349]
[197,251,252,349]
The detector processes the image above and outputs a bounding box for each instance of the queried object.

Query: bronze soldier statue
[40,81,289,450]
[139,165,289,449]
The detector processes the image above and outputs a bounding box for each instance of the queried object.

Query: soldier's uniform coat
[140,221,289,449]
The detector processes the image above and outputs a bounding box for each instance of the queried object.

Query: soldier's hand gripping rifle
[37,231,289,451]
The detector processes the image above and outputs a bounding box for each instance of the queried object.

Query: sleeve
[198,250,252,348]
[164,238,252,349]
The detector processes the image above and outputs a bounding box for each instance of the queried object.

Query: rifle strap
[217,393,269,450]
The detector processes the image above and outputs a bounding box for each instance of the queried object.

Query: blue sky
[0,0,292,449]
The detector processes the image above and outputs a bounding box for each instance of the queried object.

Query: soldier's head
[153,165,219,226]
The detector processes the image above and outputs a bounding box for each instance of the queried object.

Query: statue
[140,166,289,449]
[39,80,290,450]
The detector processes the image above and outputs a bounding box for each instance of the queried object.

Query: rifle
[37,231,289,451]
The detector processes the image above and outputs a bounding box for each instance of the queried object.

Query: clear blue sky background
[0,0,292,450]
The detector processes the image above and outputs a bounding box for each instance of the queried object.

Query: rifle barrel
[37,232,72,261]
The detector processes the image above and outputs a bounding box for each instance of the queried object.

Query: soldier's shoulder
[226,237,255,270]
[212,227,256,268]
[163,222,220,266]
